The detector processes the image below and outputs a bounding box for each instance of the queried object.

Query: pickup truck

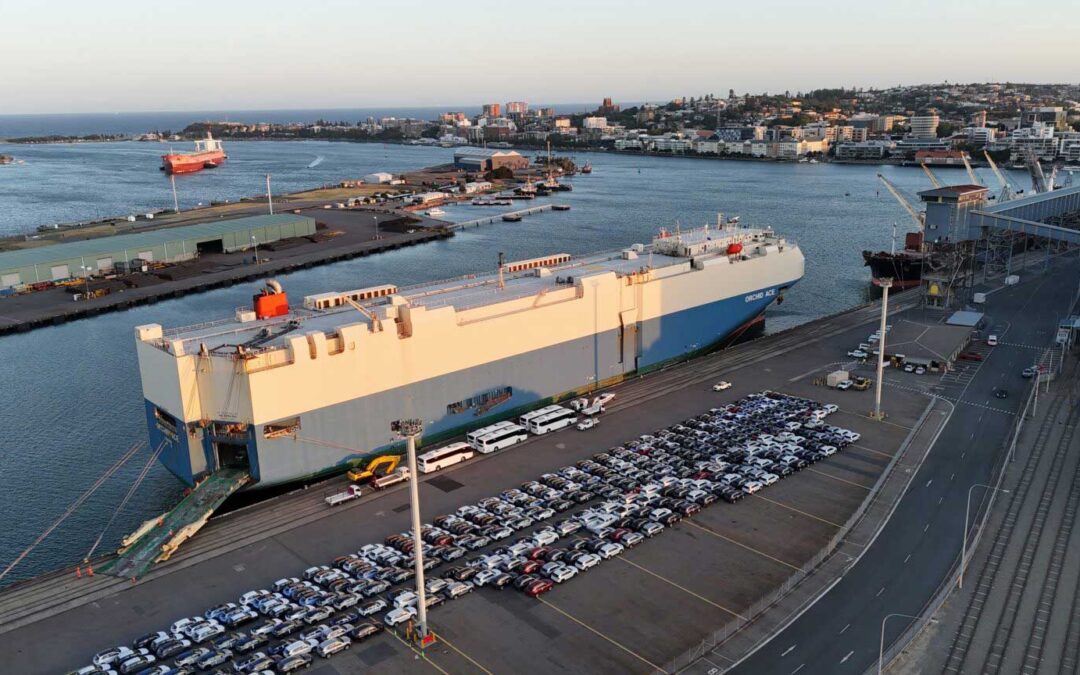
[372,467,411,490]
[325,485,364,507]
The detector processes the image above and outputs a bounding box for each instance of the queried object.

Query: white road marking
[926,480,933,488]
[904,554,912,564]
[924,523,930,532]
[791,665,805,674]
[839,623,850,635]
[841,650,854,664]
[877,587,885,597]
[782,645,796,657]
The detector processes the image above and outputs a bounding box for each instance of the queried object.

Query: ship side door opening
[215,442,250,470]
[210,422,252,471]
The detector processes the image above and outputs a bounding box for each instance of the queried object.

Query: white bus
[471,423,529,454]
[466,421,516,448]
[519,405,564,427]
[418,442,475,474]
[527,409,579,435]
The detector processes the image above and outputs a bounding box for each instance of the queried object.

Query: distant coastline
[5,133,129,145]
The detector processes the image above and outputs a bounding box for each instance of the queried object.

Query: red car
[957,351,984,362]
[519,560,543,574]
[527,547,551,561]
[525,579,554,597]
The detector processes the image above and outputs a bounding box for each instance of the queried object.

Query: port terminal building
[453,148,529,172]
[0,214,316,289]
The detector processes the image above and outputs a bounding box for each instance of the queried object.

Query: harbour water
[0,140,1020,587]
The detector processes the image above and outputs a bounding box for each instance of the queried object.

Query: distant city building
[1021,106,1067,131]
[582,116,608,130]
[835,140,894,160]
[969,110,988,128]
[440,112,467,124]
[482,103,501,118]
[536,107,555,118]
[598,97,620,115]
[505,101,528,114]
[908,114,940,139]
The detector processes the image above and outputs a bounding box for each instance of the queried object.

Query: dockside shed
[0,213,316,289]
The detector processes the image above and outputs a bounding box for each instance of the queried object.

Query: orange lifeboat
[727,243,743,255]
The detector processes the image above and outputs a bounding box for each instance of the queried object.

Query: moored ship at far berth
[135,216,804,489]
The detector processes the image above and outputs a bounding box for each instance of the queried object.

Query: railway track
[982,402,1080,673]
[940,393,1069,673]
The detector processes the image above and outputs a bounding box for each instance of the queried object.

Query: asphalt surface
[728,255,1080,675]
[0,295,926,674]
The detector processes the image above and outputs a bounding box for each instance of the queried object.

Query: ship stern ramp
[104,468,250,579]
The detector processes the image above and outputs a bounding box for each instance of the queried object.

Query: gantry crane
[984,151,1015,202]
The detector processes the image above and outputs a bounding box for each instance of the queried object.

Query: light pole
[392,418,430,644]
[961,483,1009,588]
[250,235,259,264]
[79,265,91,300]
[879,613,923,675]
[170,173,180,213]
[873,277,893,419]
[266,174,274,215]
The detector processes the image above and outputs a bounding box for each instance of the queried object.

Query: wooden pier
[451,204,557,229]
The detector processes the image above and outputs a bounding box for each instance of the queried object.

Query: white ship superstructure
[135,219,804,487]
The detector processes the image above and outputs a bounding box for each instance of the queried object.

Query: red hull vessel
[161,133,226,175]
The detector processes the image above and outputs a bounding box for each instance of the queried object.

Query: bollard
[87,564,94,577]
[75,565,82,578]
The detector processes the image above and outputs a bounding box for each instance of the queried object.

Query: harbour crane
[984,151,1015,202]
[877,174,924,231]
[1023,149,1053,194]
[921,163,943,188]
[345,297,383,332]
[961,153,981,186]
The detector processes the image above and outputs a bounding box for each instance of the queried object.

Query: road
[729,256,1080,675]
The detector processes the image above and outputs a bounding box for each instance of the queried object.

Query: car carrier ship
[134,216,804,489]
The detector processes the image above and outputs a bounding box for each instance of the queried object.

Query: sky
[1,0,1077,115]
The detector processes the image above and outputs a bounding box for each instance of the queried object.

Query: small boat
[581,162,592,174]
[426,208,446,217]
[502,213,523,222]
[552,204,571,211]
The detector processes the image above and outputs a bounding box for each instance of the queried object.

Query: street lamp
[79,265,91,300]
[250,235,259,264]
[879,613,926,675]
[961,483,1009,588]
[872,277,892,420]
[391,418,431,644]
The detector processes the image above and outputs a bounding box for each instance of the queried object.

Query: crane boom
[344,298,383,332]
[877,173,924,231]
[983,151,1014,202]
[961,153,980,186]
[921,163,942,188]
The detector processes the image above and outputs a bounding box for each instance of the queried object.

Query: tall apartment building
[482,103,501,118]
[1021,106,1067,131]
[505,101,528,114]
[908,114,940,139]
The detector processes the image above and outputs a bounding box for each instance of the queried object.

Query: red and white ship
[160,133,227,174]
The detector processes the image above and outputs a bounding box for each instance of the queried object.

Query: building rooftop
[918,185,990,200]
[453,148,523,158]
[0,214,314,271]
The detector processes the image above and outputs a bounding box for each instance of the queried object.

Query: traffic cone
[87,564,94,577]
[75,565,82,578]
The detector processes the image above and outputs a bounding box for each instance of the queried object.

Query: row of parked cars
[78,390,858,675]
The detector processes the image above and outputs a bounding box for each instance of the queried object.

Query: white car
[384,605,417,627]
[848,350,868,359]
[987,334,999,346]
[574,553,602,571]
[548,565,577,583]
[822,404,838,415]
[532,528,559,546]
[598,542,625,559]
[472,569,500,587]
[835,380,853,391]
[392,591,418,608]
[317,636,352,657]
[576,417,599,431]
[742,480,763,494]
[93,647,137,667]
[712,381,732,391]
